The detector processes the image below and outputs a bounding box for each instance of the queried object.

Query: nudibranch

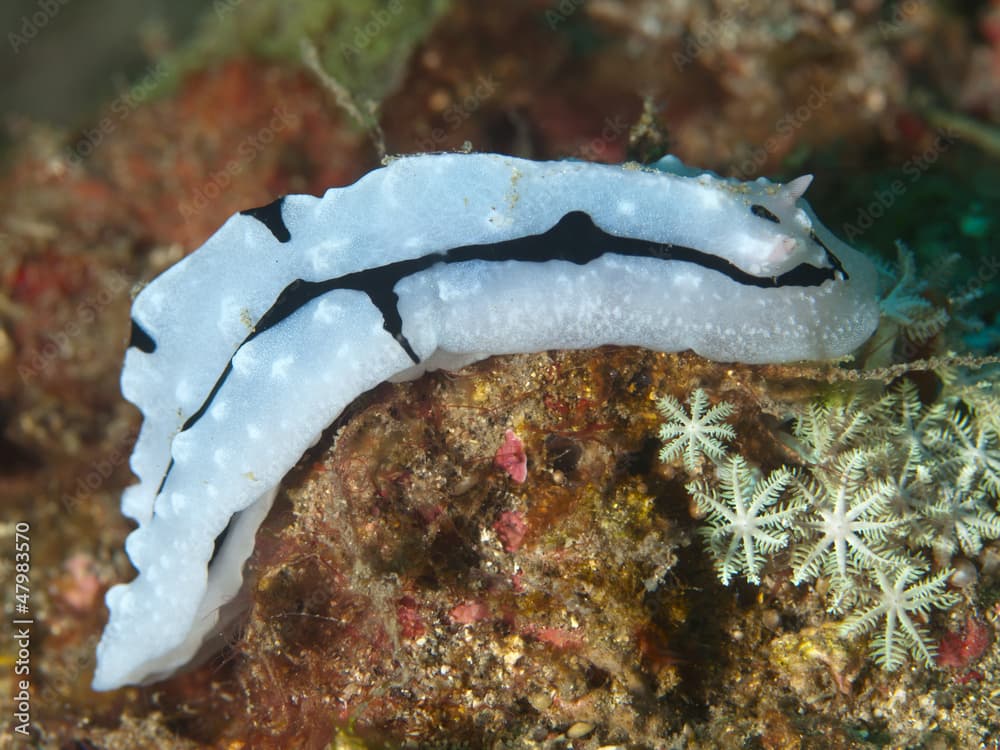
[92,152,879,690]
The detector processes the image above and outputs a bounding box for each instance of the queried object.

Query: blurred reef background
[0,0,999,748]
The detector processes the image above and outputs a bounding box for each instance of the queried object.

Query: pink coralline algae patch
[493,510,527,552]
[449,600,491,625]
[936,616,993,679]
[396,596,426,640]
[494,428,527,483]
[53,553,102,612]
[526,625,584,652]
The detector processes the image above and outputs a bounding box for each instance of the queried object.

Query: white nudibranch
[93,152,879,690]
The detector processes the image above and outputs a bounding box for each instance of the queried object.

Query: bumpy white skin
[93,153,879,690]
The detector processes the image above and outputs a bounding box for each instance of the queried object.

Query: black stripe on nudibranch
[153,209,851,498]
[750,204,780,224]
[208,515,233,567]
[168,210,842,437]
[809,230,849,281]
[129,319,157,353]
[240,197,291,243]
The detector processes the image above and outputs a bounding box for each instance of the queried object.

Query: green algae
[159,0,452,107]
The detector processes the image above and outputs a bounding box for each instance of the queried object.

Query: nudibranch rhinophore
[92,152,879,690]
